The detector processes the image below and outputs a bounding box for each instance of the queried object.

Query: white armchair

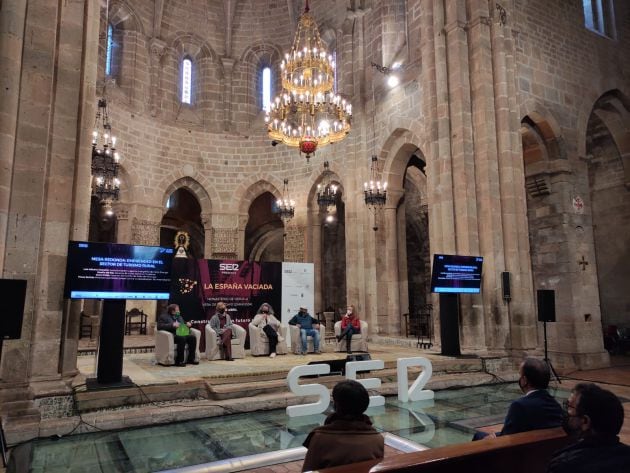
[155,328,201,366]
[205,323,246,360]
[289,324,326,354]
[248,323,288,356]
[334,320,368,352]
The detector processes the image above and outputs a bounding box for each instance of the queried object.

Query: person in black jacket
[473,357,563,439]
[157,303,197,366]
[547,383,630,473]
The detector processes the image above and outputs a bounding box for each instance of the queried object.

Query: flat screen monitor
[430,254,483,294]
[64,241,174,300]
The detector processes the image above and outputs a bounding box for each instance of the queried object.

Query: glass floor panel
[22,383,569,473]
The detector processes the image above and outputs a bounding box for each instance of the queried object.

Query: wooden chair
[125,308,147,335]
[79,311,92,339]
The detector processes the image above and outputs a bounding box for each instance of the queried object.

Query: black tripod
[542,320,561,384]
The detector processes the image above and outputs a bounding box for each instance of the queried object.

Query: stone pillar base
[549,350,610,372]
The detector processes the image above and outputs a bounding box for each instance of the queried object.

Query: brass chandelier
[316,161,338,210]
[91,98,120,211]
[276,178,296,226]
[265,0,352,161]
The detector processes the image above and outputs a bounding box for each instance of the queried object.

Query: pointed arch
[235,176,283,215]
[158,174,215,217]
[109,0,145,34]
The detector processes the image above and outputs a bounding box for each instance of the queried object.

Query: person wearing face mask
[157,304,198,366]
[472,357,563,440]
[250,303,282,358]
[209,301,235,361]
[548,383,630,473]
[337,305,360,354]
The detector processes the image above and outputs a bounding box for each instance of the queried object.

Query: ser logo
[219,263,239,271]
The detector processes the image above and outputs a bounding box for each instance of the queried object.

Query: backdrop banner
[281,262,315,348]
[169,259,314,348]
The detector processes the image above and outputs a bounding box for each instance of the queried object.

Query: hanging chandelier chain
[91,3,120,211]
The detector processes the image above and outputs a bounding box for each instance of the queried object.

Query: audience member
[157,304,197,366]
[547,382,630,472]
[288,306,321,355]
[473,357,563,439]
[250,302,282,358]
[302,380,384,471]
[209,301,235,361]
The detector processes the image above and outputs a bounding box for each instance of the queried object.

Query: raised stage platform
[6,337,520,448]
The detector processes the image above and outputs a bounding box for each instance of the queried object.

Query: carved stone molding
[284,226,305,262]
[131,218,160,245]
[212,228,238,255]
[495,3,507,26]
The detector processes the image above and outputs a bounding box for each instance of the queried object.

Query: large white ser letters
[286,364,331,417]
[397,357,434,402]
[345,360,385,407]
[286,357,434,417]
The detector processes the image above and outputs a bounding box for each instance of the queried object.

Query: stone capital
[148,38,167,60]
[220,56,235,71]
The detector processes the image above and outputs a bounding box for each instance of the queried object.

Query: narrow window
[262,67,271,112]
[105,24,114,76]
[182,58,192,104]
[583,0,616,38]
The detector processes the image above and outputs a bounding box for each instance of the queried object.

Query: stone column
[309,209,323,312]
[489,1,537,353]
[0,0,28,271]
[148,38,166,117]
[113,206,131,244]
[220,57,234,132]
[382,190,403,335]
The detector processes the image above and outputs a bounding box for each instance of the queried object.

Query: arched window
[262,67,272,112]
[182,58,192,104]
[105,23,114,76]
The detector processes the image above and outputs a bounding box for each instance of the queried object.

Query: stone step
[207,369,496,401]
[1,400,41,423]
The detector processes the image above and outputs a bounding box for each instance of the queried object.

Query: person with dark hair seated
[302,380,384,472]
[547,383,630,473]
[157,303,198,366]
[473,357,563,439]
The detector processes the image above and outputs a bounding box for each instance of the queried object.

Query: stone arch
[235,176,283,216]
[160,175,214,218]
[169,32,220,67]
[236,41,284,119]
[381,127,424,207]
[576,84,630,156]
[238,41,284,67]
[109,0,145,34]
[305,161,346,207]
[115,163,134,204]
[589,91,630,183]
[520,104,567,164]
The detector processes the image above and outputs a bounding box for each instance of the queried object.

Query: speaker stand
[543,320,561,384]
